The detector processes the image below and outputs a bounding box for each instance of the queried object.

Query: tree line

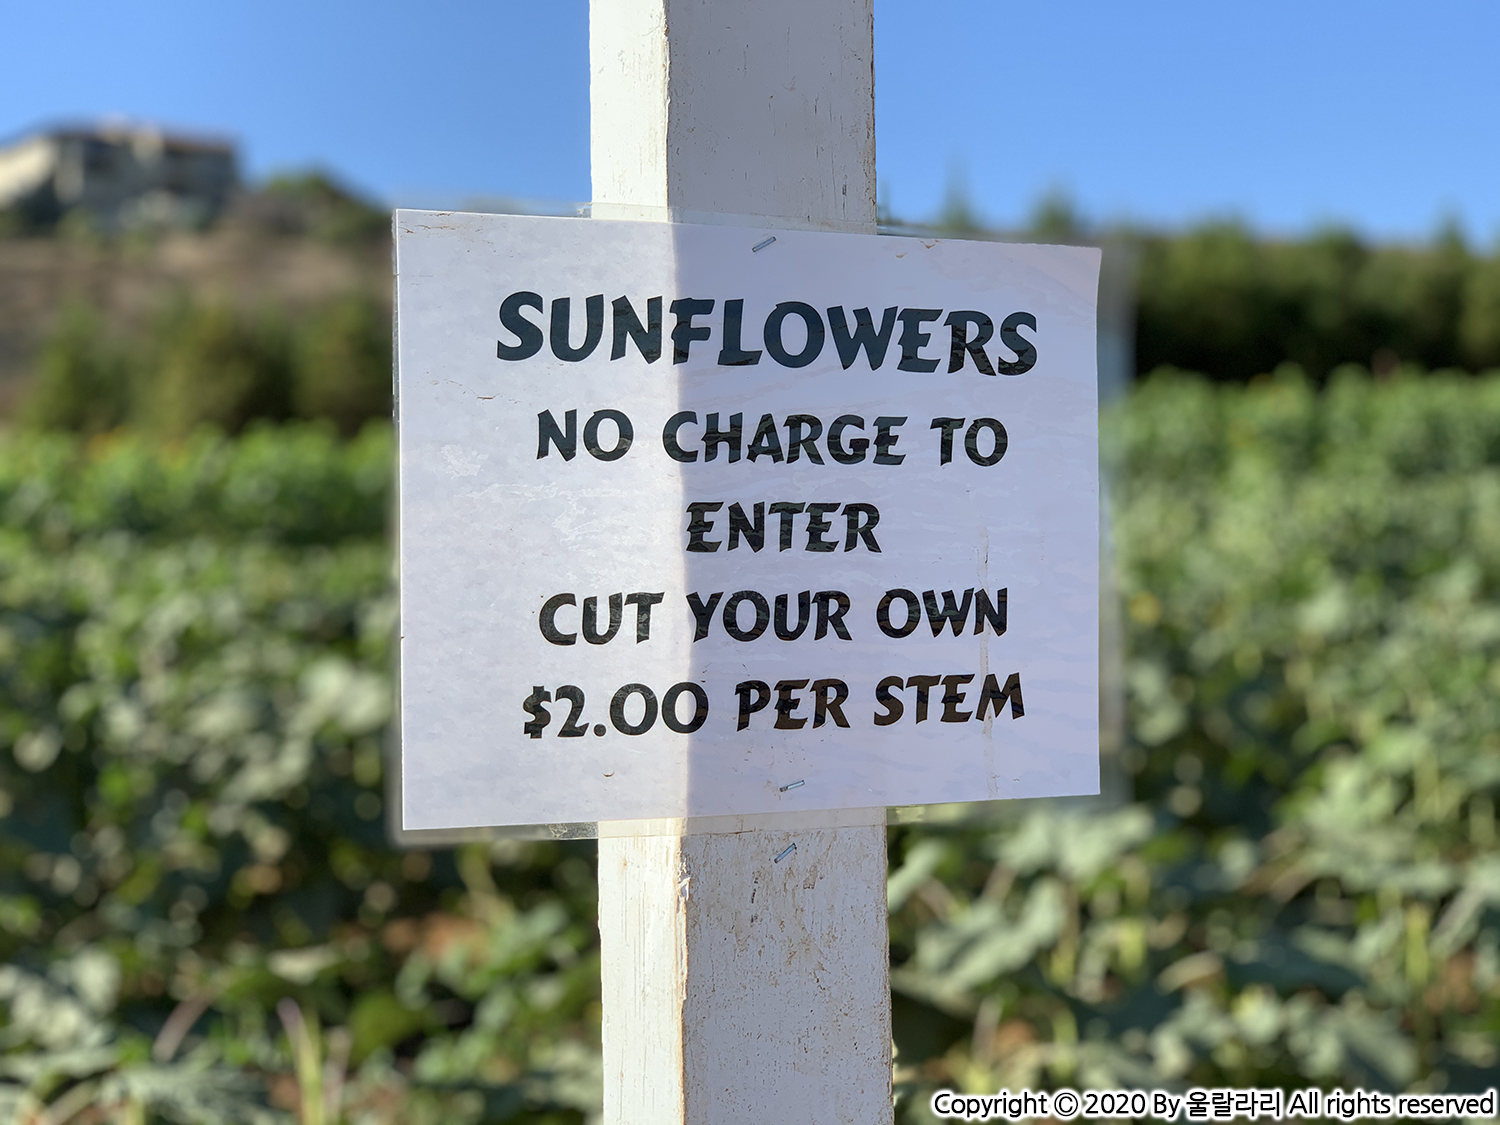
[18,214,1500,438]
[1134,221,1500,381]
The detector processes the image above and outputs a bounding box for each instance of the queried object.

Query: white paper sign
[395,211,1099,830]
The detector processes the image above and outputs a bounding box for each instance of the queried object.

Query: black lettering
[625,592,665,642]
[583,409,633,460]
[974,588,1007,636]
[827,415,868,464]
[873,416,907,465]
[747,414,784,462]
[805,502,839,552]
[763,302,826,368]
[723,590,770,642]
[827,305,897,369]
[940,673,975,722]
[539,593,577,645]
[717,298,763,366]
[662,682,710,733]
[876,589,921,638]
[498,291,544,360]
[686,502,723,552]
[662,411,698,462]
[814,590,852,640]
[728,502,765,551]
[812,678,851,728]
[537,408,577,460]
[670,298,714,364]
[582,593,623,644]
[842,503,881,552]
[550,295,604,362]
[610,683,658,735]
[906,675,941,722]
[773,679,809,729]
[702,412,743,462]
[964,418,1007,466]
[975,672,1025,719]
[943,311,997,375]
[930,417,964,464]
[555,685,587,737]
[769,502,804,551]
[736,680,771,730]
[785,414,825,464]
[611,295,662,362]
[522,685,552,738]
[687,591,723,641]
[996,312,1037,375]
[774,591,811,640]
[897,308,942,372]
[873,676,905,726]
[923,588,974,636]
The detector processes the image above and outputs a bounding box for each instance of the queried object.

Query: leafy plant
[0,426,596,1124]
[1133,223,1497,381]
[21,303,133,436]
[255,174,389,246]
[137,301,295,438]
[292,296,391,436]
[23,295,391,441]
[890,367,1500,1117]
[5,370,1500,1122]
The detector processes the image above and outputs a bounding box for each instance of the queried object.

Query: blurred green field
[2,367,1499,1122]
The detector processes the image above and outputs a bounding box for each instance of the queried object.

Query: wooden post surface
[590,2,893,1122]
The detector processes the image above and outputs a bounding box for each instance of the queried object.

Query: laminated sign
[395,211,1100,830]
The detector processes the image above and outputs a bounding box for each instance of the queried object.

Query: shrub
[23,296,392,440]
[139,302,295,439]
[889,368,1500,1108]
[1133,222,1497,382]
[294,295,391,436]
[256,173,390,245]
[21,302,133,435]
[0,425,596,1123]
[6,374,1500,1120]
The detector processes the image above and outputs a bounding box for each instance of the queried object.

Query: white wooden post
[590,3,893,1123]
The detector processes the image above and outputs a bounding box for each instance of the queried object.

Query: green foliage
[257,174,390,246]
[1134,222,1497,381]
[293,296,392,437]
[1460,255,1500,370]
[890,367,1500,1116]
[23,297,392,440]
[6,373,1500,1120]
[20,302,133,435]
[0,426,596,1123]
[140,302,295,438]
[23,218,1500,445]
[1027,190,1085,243]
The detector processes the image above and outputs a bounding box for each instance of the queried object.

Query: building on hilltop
[0,121,238,232]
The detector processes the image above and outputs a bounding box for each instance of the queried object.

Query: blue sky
[4,0,1497,243]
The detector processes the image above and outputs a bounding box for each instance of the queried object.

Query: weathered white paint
[599,816,892,1125]
[592,1,892,1121]
[590,0,877,233]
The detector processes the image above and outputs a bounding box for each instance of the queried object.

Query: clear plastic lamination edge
[384,206,1123,849]
[385,793,1118,848]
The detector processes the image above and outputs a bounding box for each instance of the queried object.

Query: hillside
[3,208,1498,429]
[0,223,389,415]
